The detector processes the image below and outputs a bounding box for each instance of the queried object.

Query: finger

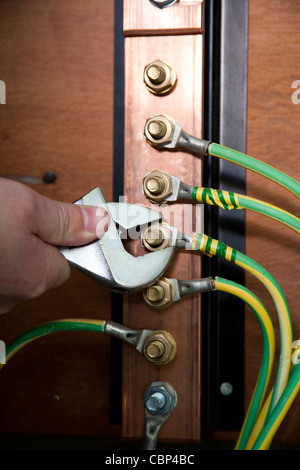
[32,195,110,246]
[0,238,71,310]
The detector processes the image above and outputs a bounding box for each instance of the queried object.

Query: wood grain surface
[0,0,117,437]
[0,0,299,448]
[122,31,204,440]
[245,0,300,445]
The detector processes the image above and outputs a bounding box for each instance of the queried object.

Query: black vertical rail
[110,0,124,425]
[202,0,248,434]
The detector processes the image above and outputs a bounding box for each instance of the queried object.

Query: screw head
[147,65,166,84]
[146,340,165,359]
[147,120,167,140]
[146,176,165,195]
[146,285,165,302]
[143,60,176,95]
[144,227,164,248]
[145,392,167,413]
[143,330,176,365]
[43,170,57,184]
[220,382,233,396]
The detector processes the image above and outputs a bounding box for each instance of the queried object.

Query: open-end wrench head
[60,188,175,293]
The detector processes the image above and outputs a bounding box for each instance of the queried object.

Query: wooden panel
[123,0,203,36]
[245,0,300,444]
[0,0,117,437]
[122,34,203,441]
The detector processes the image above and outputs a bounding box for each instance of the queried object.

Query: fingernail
[80,206,110,235]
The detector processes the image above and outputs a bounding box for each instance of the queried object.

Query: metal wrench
[60,187,174,294]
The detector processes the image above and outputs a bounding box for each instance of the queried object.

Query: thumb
[33,194,110,246]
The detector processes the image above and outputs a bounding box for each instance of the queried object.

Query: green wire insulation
[3,319,107,366]
[208,143,300,199]
[214,277,275,450]
[252,356,300,450]
[192,233,293,419]
[192,186,300,234]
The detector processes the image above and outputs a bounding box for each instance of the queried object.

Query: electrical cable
[246,343,300,449]
[192,186,300,234]
[208,143,300,199]
[190,233,293,418]
[245,390,272,449]
[252,348,300,450]
[213,277,275,450]
[0,319,107,369]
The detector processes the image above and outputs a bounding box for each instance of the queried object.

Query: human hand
[0,178,110,314]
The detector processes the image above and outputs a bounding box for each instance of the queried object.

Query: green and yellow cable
[245,390,272,449]
[246,342,300,449]
[213,277,275,450]
[208,143,300,199]
[0,319,107,369]
[252,347,300,450]
[192,186,300,234]
[191,233,293,418]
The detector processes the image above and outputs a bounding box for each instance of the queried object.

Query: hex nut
[143,277,175,310]
[142,223,172,252]
[143,59,177,95]
[144,381,177,415]
[144,114,175,148]
[143,170,173,203]
[143,330,177,365]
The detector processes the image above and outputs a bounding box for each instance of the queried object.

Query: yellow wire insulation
[192,233,293,412]
[214,279,275,450]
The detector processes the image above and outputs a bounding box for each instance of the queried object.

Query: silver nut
[145,392,167,413]
[144,381,177,415]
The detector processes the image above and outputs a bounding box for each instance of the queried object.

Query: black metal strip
[202,0,248,434]
[109,0,124,425]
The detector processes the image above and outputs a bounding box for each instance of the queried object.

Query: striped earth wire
[245,390,273,449]
[192,233,293,418]
[192,186,300,234]
[252,351,300,450]
[0,319,107,369]
[214,277,275,450]
[208,143,300,199]
[248,343,300,449]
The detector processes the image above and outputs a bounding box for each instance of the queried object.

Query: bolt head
[143,60,176,95]
[146,285,165,302]
[144,227,164,248]
[147,120,167,140]
[146,176,165,195]
[145,392,167,413]
[144,114,175,148]
[144,382,177,416]
[147,65,166,84]
[146,340,165,359]
[142,330,176,365]
[143,170,173,203]
[220,382,233,396]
